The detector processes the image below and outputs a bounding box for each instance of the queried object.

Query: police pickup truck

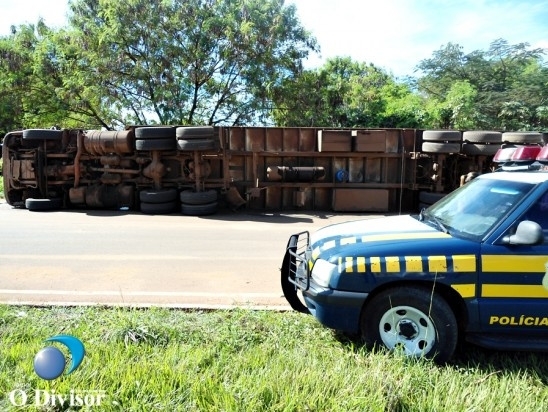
[281,145,548,362]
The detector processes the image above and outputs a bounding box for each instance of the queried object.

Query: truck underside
[1,126,532,215]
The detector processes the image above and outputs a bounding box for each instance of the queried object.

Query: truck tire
[23,129,63,141]
[140,200,178,214]
[135,126,176,139]
[461,143,500,156]
[139,189,178,204]
[181,202,218,216]
[25,198,63,211]
[180,189,217,205]
[135,138,176,151]
[361,286,458,363]
[177,139,216,151]
[462,131,502,143]
[502,132,542,144]
[418,191,446,205]
[422,130,462,142]
[176,126,214,139]
[421,142,460,154]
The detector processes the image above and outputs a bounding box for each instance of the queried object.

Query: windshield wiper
[430,215,449,234]
[420,209,449,234]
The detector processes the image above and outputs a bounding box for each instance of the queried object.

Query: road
[0,200,379,309]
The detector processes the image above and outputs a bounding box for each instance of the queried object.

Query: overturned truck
[1,126,543,214]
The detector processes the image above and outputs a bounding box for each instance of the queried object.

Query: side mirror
[502,220,544,245]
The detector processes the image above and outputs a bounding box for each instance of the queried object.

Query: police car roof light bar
[493,146,518,163]
[494,145,545,172]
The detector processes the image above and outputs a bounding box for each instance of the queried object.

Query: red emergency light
[536,145,548,162]
[510,145,541,162]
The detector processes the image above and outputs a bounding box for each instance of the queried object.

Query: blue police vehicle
[281,145,548,362]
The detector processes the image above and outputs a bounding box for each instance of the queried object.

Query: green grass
[1,305,547,411]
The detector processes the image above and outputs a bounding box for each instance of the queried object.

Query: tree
[378,81,428,128]
[417,39,548,130]
[0,20,111,131]
[423,80,477,129]
[0,24,39,133]
[61,0,317,128]
[271,57,425,127]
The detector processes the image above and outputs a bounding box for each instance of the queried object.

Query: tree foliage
[0,0,316,130]
[0,23,40,133]
[64,0,316,128]
[0,20,114,132]
[417,39,548,130]
[270,57,426,127]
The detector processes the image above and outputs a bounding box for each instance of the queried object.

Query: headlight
[311,259,338,288]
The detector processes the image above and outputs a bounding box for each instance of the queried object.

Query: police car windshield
[425,177,534,240]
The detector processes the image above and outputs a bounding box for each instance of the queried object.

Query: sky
[1,0,547,78]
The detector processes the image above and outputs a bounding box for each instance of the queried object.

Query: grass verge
[1,305,547,411]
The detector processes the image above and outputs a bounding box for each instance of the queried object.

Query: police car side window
[524,192,548,237]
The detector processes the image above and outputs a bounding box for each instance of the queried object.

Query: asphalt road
[0,200,378,309]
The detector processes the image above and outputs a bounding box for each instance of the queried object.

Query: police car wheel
[361,286,458,363]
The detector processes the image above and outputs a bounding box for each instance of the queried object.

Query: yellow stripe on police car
[482,255,548,272]
[482,284,548,298]
[337,254,477,274]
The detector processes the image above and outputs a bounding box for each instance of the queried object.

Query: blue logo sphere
[33,335,85,380]
[33,346,66,380]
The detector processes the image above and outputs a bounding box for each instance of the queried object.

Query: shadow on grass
[332,330,548,385]
[450,343,548,384]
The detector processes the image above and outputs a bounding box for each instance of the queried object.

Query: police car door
[479,191,548,334]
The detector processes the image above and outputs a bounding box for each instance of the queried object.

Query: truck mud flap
[280,235,310,314]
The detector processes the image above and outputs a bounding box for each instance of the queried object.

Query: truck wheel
[502,132,542,144]
[176,126,214,139]
[135,126,176,139]
[462,131,502,143]
[140,200,178,214]
[25,198,63,211]
[181,202,218,216]
[139,189,178,204]
[180,189,217,205]
[421,142,460,154]
[422,130,462,142]
[461,143,500,156]
[135,138,176,151]
[361,286,458,363]
[23,129,63,141]
[418,191,446,205]
[177,139,216,151]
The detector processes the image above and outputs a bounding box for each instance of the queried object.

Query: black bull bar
[280,231,310,314]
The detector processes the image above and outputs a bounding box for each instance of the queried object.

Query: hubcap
[398,319,419,340]
[379,305,436,357]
